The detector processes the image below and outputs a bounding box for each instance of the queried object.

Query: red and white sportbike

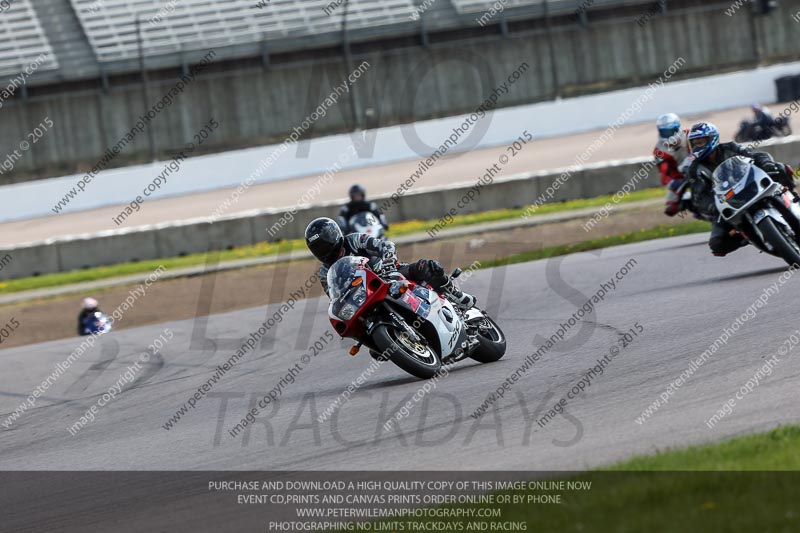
[327,256,506,379]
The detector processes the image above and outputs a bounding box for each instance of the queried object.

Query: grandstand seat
[450,0,538,14]
[70,0,417,62]
[0,0,59,76]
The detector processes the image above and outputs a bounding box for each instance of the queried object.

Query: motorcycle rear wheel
[757,217,800,268]
[372,325,442,379]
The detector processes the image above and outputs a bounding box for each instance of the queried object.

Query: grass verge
[486,426,800,532]
[389,188,664,237]
[0,240,307,295]
[612,424,800,471]
[336,426,800,533]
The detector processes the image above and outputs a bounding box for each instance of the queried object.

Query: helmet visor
[658,125,679,139]
[689,135,710,152]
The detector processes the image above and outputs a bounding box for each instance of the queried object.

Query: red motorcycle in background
[327,256,506,379]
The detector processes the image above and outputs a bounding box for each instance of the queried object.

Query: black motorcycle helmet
[305,217,344,264]
[349,184,366,201]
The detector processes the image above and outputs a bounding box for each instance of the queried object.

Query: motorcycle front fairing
[326,256,468,358]
[713,156,800,253]
[349,212,385,239]
[327,256,388,339]
[713,157,784,224]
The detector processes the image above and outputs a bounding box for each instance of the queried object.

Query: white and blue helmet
[656,113,681,139]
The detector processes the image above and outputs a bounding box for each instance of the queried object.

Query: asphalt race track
[5,232,800,531]
[3,232,800,477]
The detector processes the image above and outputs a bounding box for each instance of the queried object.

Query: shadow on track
[313,359,491,396]
[632,266,789,297]
[618,237,708,258]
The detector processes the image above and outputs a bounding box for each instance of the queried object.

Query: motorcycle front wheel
[372,325,442,379]
[468,314,507,363]
[757,217,800,268]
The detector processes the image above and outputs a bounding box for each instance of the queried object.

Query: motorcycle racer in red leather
[654,113,694,216]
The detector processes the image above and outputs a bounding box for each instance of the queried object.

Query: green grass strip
[388,188,664,238]
[332,425,800,533]
[483,427,800,532]
[0,188,668,295]
[0,240,307,294]
[612,424,800,471]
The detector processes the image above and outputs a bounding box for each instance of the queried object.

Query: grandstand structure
[71,0,417,62]
[7,0,660,85]
[1,0,792,184]
[451,0,537,12]
[0,0,59,76]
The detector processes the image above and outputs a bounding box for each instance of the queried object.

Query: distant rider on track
[749,104,777,135]
[653,113,693,216]
[77,297,103,336]
[337,185,388,235]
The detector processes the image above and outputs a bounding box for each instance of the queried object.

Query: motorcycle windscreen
[349,212,380,235]
[327,256,368,321]
[712,156,753,191]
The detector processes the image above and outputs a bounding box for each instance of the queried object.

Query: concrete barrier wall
[6,57,800,223]
[2,137,797,281]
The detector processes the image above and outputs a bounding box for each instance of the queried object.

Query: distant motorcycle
[79,311,113,335]
[326,256,506,379]
[735,116,791,143]
[347,211,385,239]
[713,156,800,267]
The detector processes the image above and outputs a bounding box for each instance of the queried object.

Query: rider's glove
[677,156,693,176]
[374,260,402,284]
[762,161,783,177]
[380,242,397,267]
[385,271,404,282]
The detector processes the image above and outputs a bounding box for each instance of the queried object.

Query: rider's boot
[441,278,476,310]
